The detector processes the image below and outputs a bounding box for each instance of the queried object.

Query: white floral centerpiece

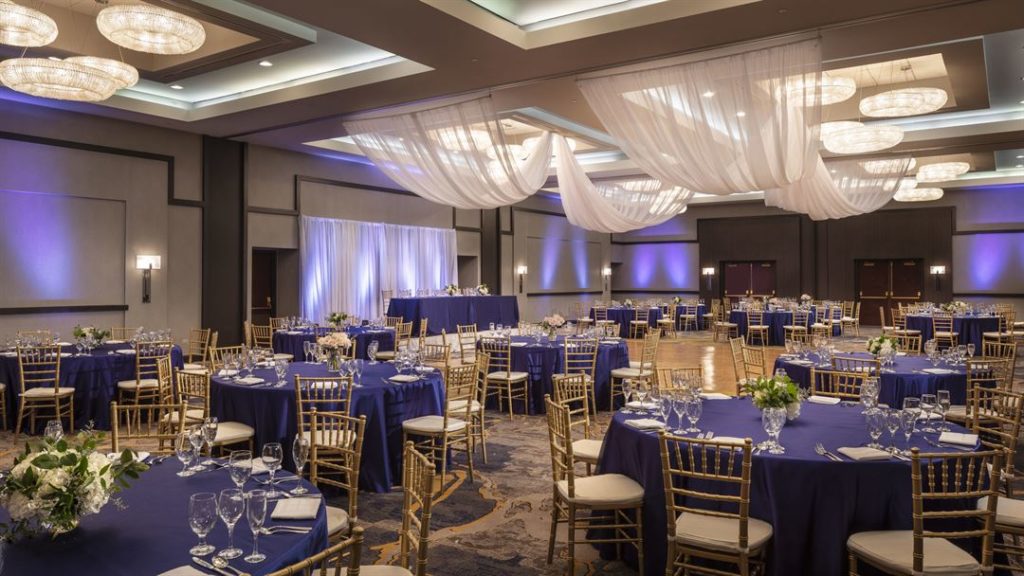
[72,325,110,344]
[672,296,682,305]
[623,299,634,308]
[940,301,969,314]
[867,335,897,365]
[326,312,349,328]
[539,314,566,338]
[317,332,352,372]
[0,431,148,539]
[799,294,812,305]
[476,284,489,295]
[444,284,459,296]
[741,374,804,421]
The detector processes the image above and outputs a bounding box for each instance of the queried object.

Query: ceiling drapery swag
[343,96,552,209]
[553,135,694,233]
[577,39,823,195]
[765,155,914,220]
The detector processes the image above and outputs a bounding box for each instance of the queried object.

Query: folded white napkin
[788,359,814,366]
[287,331,303,335]
[0,352,16,357]
[700,393,733,400]
[106,339,125,345]
[236,377,264,385]
[415,366,436,373]
[273,353,293,361]
[249,458,270,475]
[55,341,72,347]
[938,431,978,447]
[218,369,239,377]
[922,368,955,374]
[807,395,841,405]
[157,566,207,576]
[108,451,149,463]
[509,342,528,347]
[600,340,621,345]
[624,418,666,430]
[116,349,135,355]
[389,374,420,383]
[626,401,658,409]
[710,436,746,445]
[837,447,890,461]
[59,352,72,358]
[271,497,321,520]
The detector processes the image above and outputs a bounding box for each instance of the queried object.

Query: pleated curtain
[765,156,913,220]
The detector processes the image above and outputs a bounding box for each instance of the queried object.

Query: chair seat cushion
[573,438,603,463]
[748,325,768,330]
[847,530,978,575]
[23,386,75,397]
[182,362,204,371]
[783,325,807,331]
[375,351,396,360]
[448,399,483,414]
[629,320,648,325]
[979,496,1024,528]
[486,371,529,381]
[935,331,959,337]
[341,566,412,576]
[715,322,738,327]
[303,428,356,448]
[402,415,466,434]
[982,331,1006,338]
[891,329,922,336]
[117,378,159,390]
[556,473,644,506]
[611,367,653,379]
[674,512,773,553]
[161,408,206,424]
[326,505,351,537]
[214,421,255,445]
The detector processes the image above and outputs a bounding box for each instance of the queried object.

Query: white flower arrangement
[623,299,634,308]
[444,284,459,296]
[476,284,489,295]
[799,294,812,304]
[540,314,566,332]
[672,296,682,304]
[940,301,969,314]
[317,332,352,350]
[742,375,804,420]
[326,312,348,327]
[72,325,110,342]
[866,335,896,356]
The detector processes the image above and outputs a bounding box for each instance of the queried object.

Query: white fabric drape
[577,39,822,195]
[552,135,694,233]
[343,96,552,209]
[300,216,457,322]
[765,156,913,220]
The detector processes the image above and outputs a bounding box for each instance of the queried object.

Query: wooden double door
[856,259,924,326]
[723,261,776,299]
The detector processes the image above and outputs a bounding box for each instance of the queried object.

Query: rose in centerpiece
[72,325,110,344]
[623,299,634,308]
[476,284,489,295]
[444,284,459,296]
[326,312,349,328]
[0,431,148,539]
[866,334,897,366]
[741,374,804,421]
[799,294,812,305]
[317,332,352,373]
[939,301,969,314]
[540,314,566,338]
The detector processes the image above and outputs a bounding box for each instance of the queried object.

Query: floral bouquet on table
[326,312,349,328]
[444,284,459,296]
[742,374,804,420]
[672,296,682,305]
[0,430,148,539]
[317,332,352,372]
[940,301,969,314]
[476,284,489,295]
[623,299,634,308]
[799,294,813,305]
[72,325,110,343]
[867,334,897,365]
[540,314,566,337]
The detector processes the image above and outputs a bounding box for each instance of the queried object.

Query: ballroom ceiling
[1,0,1022,195]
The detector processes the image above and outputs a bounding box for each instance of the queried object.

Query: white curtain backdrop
[553,135,694,233]
[300,216,457,322]
[343,96,553,209]
[577,39,822,195]
[765,155,913,220]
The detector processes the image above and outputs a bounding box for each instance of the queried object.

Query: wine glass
[865,408,885,449]
[367,341,379,364]
[936,390,951,432]
[176,432,196,477]
[620,379,634,413]
[244,490,268,564]
[189,428,206,471]
[217,489,245,560]
[658,394,674,426]
[200,418,219,465]
[860,378,879,414]
[920,394,937,433]
[634,380,649,410]
[291,434,310,495]
[188,492,218,556]
[684,396,703,434]
[44,419,63,442]
[672,393,688,434]
[302,340,312,364]
[899,409,917,456]
[902,397,921,433]
[261,443,283,498]
[352,359,364,387]
[761,406,786,454]
[274,360,288,386]
[228,450,253,489]
[884,409,902,454]
[967,343,976,359]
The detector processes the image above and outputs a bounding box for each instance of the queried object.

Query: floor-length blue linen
[729,309,822,345]
[904,314,1000,350]
[386,295,520,335]
[272,327,396,360]
[589,307,663,338]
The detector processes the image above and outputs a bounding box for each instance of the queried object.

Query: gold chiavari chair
[15,343,73,435]
[175,371,254,453]
[415,317,429,345]
[783,309,810,343]
[456,324,478,363]
[403,363,477,492]
[593,305,614,329]
[729,337,747,396]
[678,303,699,333]
[571,302,593,332]
[600,322,621,338]
[266,526,364,576]
[110,401,186,454]
[847,449,1003,576]
[810,306,834,339]
[545,396,645,575]
[630,307,651,339]
[713,304,739,342]
[295,375,354,441]
[655,367,704,394]
[17,329,53,342]
[879,306,897,336]
[552,373,602,475]
[833,355,881,376]
[745,309,769,346]
[982,340,1018,376]
[982,309,1016,344]
[811,366,868,401]
[971,387,1023,493]
[182,328,212,371]
[309,410,367,543]
[251,324,274,350]
[657,304,678,337]
[558,336,599,414]
[419,337,451,371]
[481,336,529,420]
[741,344,768,384]
[116,341,172,407]
[610,331,659,409]
[659,433,769,576]
[838,301,859,336]
[377,321,413,361]
[946,358,1013,425]
[702,300,718,330]
[892,332,923,354]
[210,344,245,372]
[932,312,959,349]
[269,317,286,331]
[383,442,437,576]
[109,326,137,341]
[384,315,403,329]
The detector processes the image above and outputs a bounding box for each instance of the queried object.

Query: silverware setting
[211,556,251,576]
[261,525,313,535]
[192,556,233,576]
[814,443,843,462]
[922,436,973,452]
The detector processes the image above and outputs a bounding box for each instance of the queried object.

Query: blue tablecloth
[729,309,822,345]
[0,343,184,431]
[904,314,1000,350]
[479,335,629,414]
[597,401,978,576]
[387,296,520,336]
[0,457,327,575]
[210,361,443,492]
[672,304,708,330]
[590,307,663,338]
[775,352,968,407]
[272,327,396,361]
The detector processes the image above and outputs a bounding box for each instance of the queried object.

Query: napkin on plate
[59,352,72,358]
[624,418,666,430]
[0,352,16,357]
[286,331,303,335]
[700,393,733,400]
[236,377,264,385]
[922,368,955,375]
[807,395,841,405]
[918,412,943,420]
[788,359,814,366]
[389,374,420,383]
[271,497,322,520]
[837,447,890,461]
[55,341,72,347]
[938,431,979,447]
[626,401,658,409]
[509,342,528,347]
[157,566,207,576]
[600,340,621,345]
[116,349,136,355]
[218,369,239,377]
[106,339,125,345]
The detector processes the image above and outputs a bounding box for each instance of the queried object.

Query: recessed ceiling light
[1017,155,1024,159]
[258,60,273,67]
[170,84,183,90]
[736,111,746,117]
[702,90,715,98]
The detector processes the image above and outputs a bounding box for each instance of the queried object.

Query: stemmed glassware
[228,450,253,489]
[860,378,879,414]
[899,409,917,456]
[760,406,786,454]
[684,395,703,434]
[44,419,63,442]
[936,390,951,432]
[967,343,976,359]
[217,489,245,560]
[919,394,937,433]
[274,360,288,387]
[176,431,197,477]
[367,341,379,364]
[902,397,921,433]
[188,492,218,556]
[291,434,310,495]
[352,359,364,387]
[302,341,313,364]
[884,408,902,454]
[189,428,206,471]
[672,393,688,434]
[865,409,885,449]
[620,379,635,413]
[634,380,649,410]
[261,443,284,498]
[202,418,219,466]
[244,490,268,564]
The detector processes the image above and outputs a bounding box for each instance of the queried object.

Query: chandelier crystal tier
[822,122,904,154]
[0,57,119,102]
[787,74,856,106]
[66,56,138,89]
[915,161,970,183]
[861,157,915,174]
[96,4,206,55]
[0,0,58,47]
[894,186,943,202]
[859,87,948,118]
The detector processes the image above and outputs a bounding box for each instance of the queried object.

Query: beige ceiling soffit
[421,0,761,50]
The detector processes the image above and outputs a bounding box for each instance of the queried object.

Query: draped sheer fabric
[577,39,822,195]
[300,216,457,322]
[553,135,694,233]
[343,96,552,209]
[765,156,913,220]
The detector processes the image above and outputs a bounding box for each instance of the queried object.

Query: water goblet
[44,419,64,442]
[274,360,288,386]
[684,396,703,434]
[902,397,921,433]
[659,394,674,426]
[228,450,252,489]
[188,492,218,556]
[919,394,937,433]
[672,393,688,434]
[261,443,284,498]
[302,340,312,364]
[884,409,902,454]
[936,390,951,432]
[244,490,268,564]
[865,408,885,450]
[189,428,206,471]
[367,341,379,364]
[176,432,197,477]
[291,434,310,495]
[860,377,879,414]
[634,380,649,411]
[967,343,975,359]
[202,418,219,465]
[899,409,917,456]
[761,406,786,454]
[217,489,245,560]
[620,379,635,413]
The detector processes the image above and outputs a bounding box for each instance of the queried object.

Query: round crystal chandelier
[96,4,206,55]
[859,88,947,118]
[894,187,943,202]
[820,121,861,141]
[66,56,138,89]
[861,157,916,174]
[915,161,970,183]
[0,57,119,102]
[0,0,58,47]
[786,75,856,106]
[822,122,904,154]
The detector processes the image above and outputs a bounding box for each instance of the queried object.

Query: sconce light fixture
[601,266,612,293]
[135,255,161,303]
[702,267,715,291]
[930,265,946,291]
[516,265,528,293]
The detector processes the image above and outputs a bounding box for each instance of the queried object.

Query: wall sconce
[602,266,612,293]
[930,265,946,291]
[702,267,716,291]
[135,255,161,303]
[516,265,528,293]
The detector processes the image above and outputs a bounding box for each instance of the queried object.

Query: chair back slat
[295,376,353,433]
[544,396,575,497]
[400,442,435,576]
[553,373,592,438]
[17,344,61,394]
[563,336,598,378]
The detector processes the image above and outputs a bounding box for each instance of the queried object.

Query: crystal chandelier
[859,88,947,118]
[822,122,904,154]
[820,121,862,141]
[0,0,58,47]
[0,57,119,102]
[861,157,915,174]
[915,161,970,183]
[96,4,206,55]
[66,56,138,89]
[786,74,856,106]
[894,187,943,202]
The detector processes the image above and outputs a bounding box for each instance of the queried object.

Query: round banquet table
[729,309,822,345]
[904,314,1000,350]
[271,326,396,361]
[0,457,327,576]
[479,335,629,414]
[0,342,184,431]
[775,351,968,407]
[590,307,663,338]
[209,361,444,492]
[386,295,520,336]
[596,400,980,576]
